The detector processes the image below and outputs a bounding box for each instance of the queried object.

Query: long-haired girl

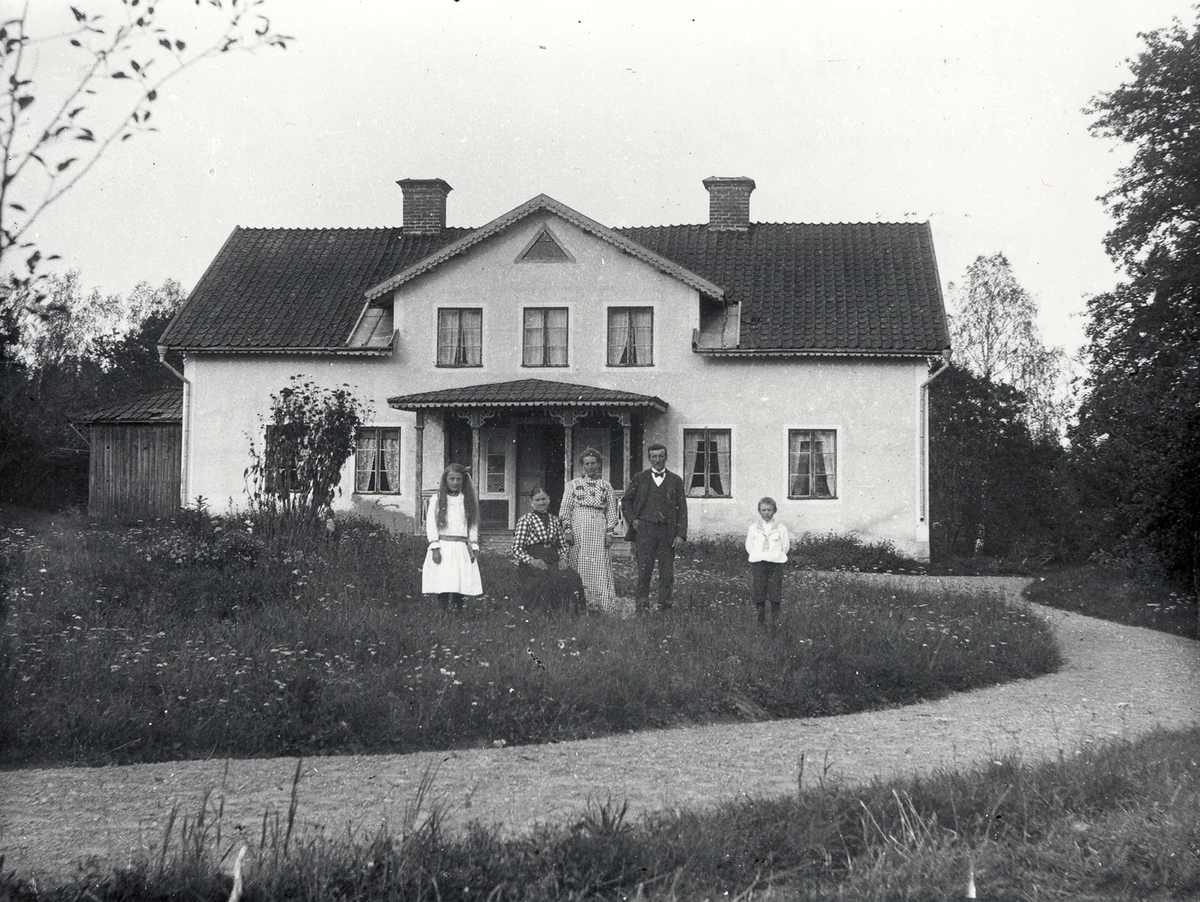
[422,462,483,609]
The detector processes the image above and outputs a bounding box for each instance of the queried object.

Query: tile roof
[74,388,182,424]
[615,222,949,354]
[388,378,668,411]
[161,207,948,356]
[160,227,469,351]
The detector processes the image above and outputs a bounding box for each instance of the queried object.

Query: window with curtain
[683,428,731,497]
[788,429,837,499]
[436,308,482,366]
[522,307,568,366]
[607,307,653,366]
[355,427,401,494]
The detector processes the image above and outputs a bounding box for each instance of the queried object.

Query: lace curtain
[355,428,401,493]
[608,308,652,365]
[438,309,482,366]
[789,430,836,498]
[684,429,731,497]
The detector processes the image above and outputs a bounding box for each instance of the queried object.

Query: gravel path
[2,575,1198,885]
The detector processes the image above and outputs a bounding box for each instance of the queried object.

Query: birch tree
[947,253,1072,440]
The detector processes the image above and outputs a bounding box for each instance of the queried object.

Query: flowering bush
[150,525,264,570]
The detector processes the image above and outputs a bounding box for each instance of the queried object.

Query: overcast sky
[26,0,1200,358]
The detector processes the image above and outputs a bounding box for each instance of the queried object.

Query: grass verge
[1023,563,1197,639]
[6,727,1197,900]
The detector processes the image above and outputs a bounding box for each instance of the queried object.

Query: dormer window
[348,305,394,348]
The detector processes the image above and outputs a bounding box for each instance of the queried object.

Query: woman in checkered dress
[512,487,585,613]
[559,448,620,614]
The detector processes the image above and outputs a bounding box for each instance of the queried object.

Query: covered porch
[387,378,668,534]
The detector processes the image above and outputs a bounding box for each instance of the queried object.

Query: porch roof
[387,378,668,412]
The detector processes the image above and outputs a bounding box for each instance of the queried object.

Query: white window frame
[436,307,483,367]
[681,425,734,499]
[606,305,655,367]
[787,427,839,500]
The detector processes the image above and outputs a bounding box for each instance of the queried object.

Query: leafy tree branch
[0,0,289,360]
[0,1,289,274]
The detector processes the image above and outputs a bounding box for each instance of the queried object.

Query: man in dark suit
[621,443,688,611]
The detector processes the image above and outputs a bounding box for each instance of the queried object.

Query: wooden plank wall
[88,424,182,519]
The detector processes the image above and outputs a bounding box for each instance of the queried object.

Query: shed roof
[75,388,183,425]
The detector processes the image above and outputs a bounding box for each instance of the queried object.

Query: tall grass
[8,728,1197,900]
[1,512,1059,767]
[1024,562,1197,639]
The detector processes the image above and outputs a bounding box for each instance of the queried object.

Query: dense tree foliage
[0,275,182,507]
[247,379,365,527]
[1077,12,1200,587]
[0,2,285,505]
[930,365,1075,560]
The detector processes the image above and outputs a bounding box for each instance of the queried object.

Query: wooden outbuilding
[75,388,183,519]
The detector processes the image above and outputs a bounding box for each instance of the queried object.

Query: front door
[478,429,515,529]
[516,424,566,515]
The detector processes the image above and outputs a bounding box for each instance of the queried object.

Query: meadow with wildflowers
[0,509,1060,767]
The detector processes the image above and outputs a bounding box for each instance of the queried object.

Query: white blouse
[746,519,790,563]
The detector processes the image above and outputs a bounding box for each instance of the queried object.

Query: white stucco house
[159,176,950,559]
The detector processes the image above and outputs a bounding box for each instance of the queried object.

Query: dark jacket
[621,468,688,541]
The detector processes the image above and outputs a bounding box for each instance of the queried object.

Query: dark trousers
[751,561,783,621]
[634,520,676,608]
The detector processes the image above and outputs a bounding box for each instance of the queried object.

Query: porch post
[618,411,632,489]
[466,411,486,491]
[555,410,579,483]
[413,411,425,533]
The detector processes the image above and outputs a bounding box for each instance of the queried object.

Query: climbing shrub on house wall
[246,378,365,528]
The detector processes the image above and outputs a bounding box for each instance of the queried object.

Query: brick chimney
[702,176,756,231]
[397,178,452,233]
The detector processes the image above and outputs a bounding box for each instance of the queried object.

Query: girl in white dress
[422,463,483,609]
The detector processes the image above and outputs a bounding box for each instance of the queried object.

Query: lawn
[3,508,1196,901]
[1,509,1060,767]
[1023,563,1197,639]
